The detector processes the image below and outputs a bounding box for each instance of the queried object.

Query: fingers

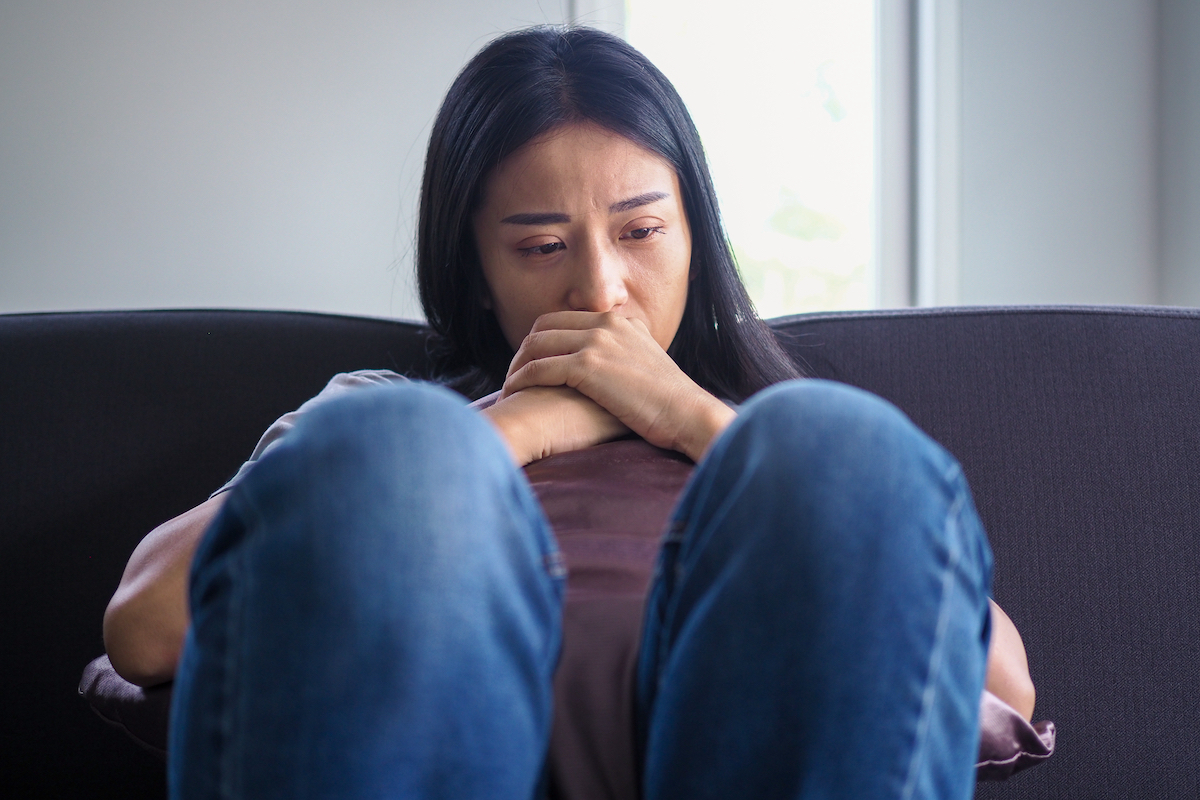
[525,310,651,342]
[507,311,655,379]
[503,312,662,400]
[505,328,596,381]
[504,352,593,398]
[502,309,704,455]
[528,310,620,333]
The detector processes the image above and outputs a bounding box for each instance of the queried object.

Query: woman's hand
[481,385,630,466]
[500,311,736,462]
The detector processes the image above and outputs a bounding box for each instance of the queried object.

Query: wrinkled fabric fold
[976,690,1056,780]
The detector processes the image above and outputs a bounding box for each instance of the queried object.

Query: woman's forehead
[480,122,680,216]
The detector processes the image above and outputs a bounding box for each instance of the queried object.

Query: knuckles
[576,346,603,375]
[512,310,664,392]
[582,327,611,351]
[520,357,547,382]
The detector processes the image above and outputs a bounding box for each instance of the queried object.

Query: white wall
[1160,0,1200,307]
[0,1,567,319]
[5,1,1197,315]
[958,0,1160,306]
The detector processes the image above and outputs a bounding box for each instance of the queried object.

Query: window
[625,0,877,316]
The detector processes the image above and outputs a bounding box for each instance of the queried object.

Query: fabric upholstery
[4,305,1198,798]
[1,310,430,799]
[773,306,1200,799]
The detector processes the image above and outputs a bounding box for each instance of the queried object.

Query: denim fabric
[636,380,993,800]
[170,383,565,799]
[169,379,991,800]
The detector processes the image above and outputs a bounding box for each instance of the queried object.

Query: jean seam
[900,466,967,800]
[215,491,258,800]
[654,430,760,695]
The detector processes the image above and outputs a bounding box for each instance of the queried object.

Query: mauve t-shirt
[526,438,693,800]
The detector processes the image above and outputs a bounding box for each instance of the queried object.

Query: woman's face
[472,123,692,352]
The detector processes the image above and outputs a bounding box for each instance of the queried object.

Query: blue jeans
[169,379,992,800]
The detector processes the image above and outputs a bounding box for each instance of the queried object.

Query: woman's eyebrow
[499,192,670,225]
[500,211,571,225]
[609,191,669,213]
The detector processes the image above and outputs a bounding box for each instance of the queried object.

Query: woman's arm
[103,494,225,687]
[986,599,1036,720]
[480,385,633,466]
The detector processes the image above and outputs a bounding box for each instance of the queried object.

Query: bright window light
[626,0,876,316]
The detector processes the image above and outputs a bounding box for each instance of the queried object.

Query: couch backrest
[3,306,1198,798]
[774,306,1200,800]
[1,310,432,798]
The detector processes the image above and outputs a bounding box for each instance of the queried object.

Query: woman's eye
[518,242,565,257]
[624,226,664,241]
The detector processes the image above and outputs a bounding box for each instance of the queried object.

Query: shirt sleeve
[210,369,410,498]
[468,389,501,410]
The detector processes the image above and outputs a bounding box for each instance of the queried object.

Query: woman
[103,25,1034,800]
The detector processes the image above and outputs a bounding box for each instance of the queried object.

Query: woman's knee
[210,381,555,613]
[284,381,501,485]
[735,380,947,476]
[695,379,975,568]
[665,380,992,667]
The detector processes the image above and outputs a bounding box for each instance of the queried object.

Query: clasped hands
[481,311,735,466]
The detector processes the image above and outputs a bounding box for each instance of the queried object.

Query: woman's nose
[566,240,629,313]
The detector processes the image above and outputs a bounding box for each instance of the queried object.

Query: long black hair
[418,25,801,400]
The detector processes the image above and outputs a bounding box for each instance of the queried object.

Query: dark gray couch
[3,305,1198,798]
